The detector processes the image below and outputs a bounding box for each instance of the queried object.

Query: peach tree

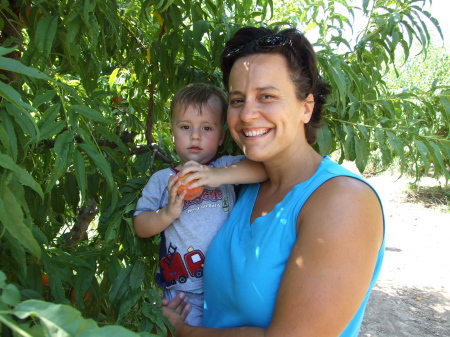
[0,0,448,335]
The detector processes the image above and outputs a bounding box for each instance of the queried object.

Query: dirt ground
[355,171,450,337]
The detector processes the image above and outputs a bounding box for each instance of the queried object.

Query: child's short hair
[170,83,228,125]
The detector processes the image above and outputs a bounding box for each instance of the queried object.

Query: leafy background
[0,0,449,335]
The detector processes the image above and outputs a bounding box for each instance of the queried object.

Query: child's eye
[180,125,190,130]
[203,126,213,131]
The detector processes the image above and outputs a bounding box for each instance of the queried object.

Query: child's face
[171,96,225,166]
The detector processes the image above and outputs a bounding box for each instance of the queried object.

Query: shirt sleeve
[134,170,171,216]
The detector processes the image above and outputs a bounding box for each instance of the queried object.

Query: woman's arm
[177,159,267,189]
[163,176,383,337]
[266,176,383,336]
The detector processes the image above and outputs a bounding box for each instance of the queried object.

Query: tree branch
[65,199,98,246]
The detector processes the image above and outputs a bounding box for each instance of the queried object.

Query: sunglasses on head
[223,34,293,59]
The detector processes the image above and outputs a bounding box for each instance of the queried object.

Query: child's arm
[178,159,267,189]
[134,174,187,238]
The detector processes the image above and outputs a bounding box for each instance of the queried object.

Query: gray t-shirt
[134,155,245,291]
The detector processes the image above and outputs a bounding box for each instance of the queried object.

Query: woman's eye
[229,98,244,106]
[261,94,274,100]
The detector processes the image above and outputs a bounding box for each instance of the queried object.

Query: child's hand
[178,161,222,188]
[165,174,186,219]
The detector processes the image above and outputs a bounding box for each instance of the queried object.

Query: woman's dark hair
[220,27,331,145]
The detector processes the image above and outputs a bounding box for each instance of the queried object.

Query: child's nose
[190,128,201,140]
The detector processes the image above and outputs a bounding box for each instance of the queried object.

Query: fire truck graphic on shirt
[160,243,205,286]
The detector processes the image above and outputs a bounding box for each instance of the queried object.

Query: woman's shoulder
[311,175,381,213]
[300,174,383,240]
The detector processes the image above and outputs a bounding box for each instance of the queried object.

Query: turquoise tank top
[202,156,385,336]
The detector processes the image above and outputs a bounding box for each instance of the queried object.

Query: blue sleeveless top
[202,156,385,336]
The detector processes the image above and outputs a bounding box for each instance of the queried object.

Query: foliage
[0,270,154,336]
[0,0,449,335]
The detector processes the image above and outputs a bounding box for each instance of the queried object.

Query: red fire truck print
[160,244,205,286]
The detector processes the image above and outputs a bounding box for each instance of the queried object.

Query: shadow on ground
[360,286,450,337]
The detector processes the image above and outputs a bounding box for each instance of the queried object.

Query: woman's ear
[301,93,315,124]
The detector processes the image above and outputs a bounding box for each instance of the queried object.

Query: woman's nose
[239,101,258,122]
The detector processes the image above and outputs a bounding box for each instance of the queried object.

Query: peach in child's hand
[177,173,204,200]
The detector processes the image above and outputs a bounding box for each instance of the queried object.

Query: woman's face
[227,53,314,163]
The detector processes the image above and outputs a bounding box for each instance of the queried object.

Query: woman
[163,26,385,337]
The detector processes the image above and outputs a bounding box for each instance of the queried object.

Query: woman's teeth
[244,129,269,137]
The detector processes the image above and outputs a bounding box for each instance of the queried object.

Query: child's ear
[169,123,175,142]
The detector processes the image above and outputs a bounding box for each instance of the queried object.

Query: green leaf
[0,271,6,287]
[104,213,122,248]
[1,284,21,307]
[96,125,129,154]
[74,148,87,203]
[48,249,94,270]
[374,128,392,167]
[109,68,120,90]
[78,325,140,337]
[35,16,58,57]
[32,90,57,108]
[109,265,132,305]
[413,139,430,174]
[13,300,138,337]
[14,300,98,334]
[71,104,111,124]
[0,111,18,161]
[117,288,143,324]
[4,102,38,140]
[74,265,95,309]
[316,122,332,155]
[130,260,145,291]
[355,137,369,173]
[0,56,53,81]
[0,186,41,258]
[30,120,65,143]
[343,124,356,161]
[0,82,35,112]
[3,230,27,283]
[161,0,175,12]
[46,130,74,193]
[0,46,18,56]
[0,153,44,199]
[37,103,61,129]
[357,124,369,140]
[193,20,210,59]
[78,142,115,191]
[429,141,450,181]
[386,131,404,158]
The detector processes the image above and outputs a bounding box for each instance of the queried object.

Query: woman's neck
[263,145,323,192]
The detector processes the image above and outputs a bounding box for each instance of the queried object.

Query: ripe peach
[41,273,49,286]
[111,96,123,104]
[19,6,31,28]
[177,173,204,200]
[70,288,91,303]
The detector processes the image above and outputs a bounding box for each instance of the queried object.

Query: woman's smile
[242,128,270,137]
